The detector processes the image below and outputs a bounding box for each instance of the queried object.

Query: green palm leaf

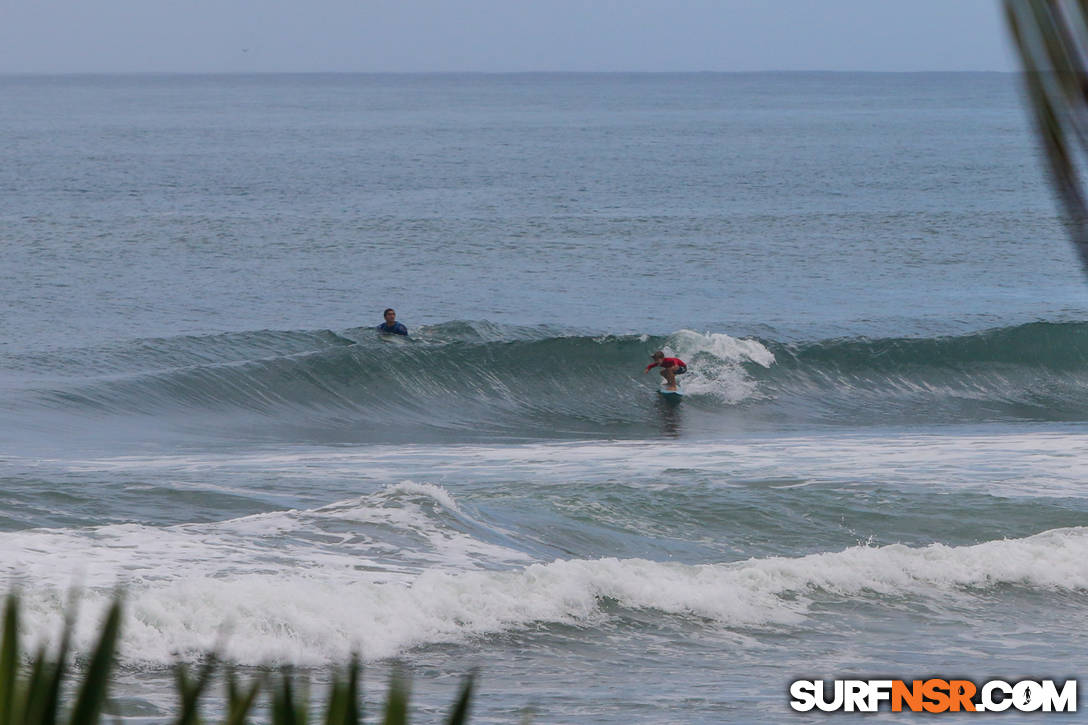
[1006,0,1088,271]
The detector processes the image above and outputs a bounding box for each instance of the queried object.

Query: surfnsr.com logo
[789,679,1077,713]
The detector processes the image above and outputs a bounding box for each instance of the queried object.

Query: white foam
[2,480,530,603]
[6,525,1087,666]
[660,329,775,402]
[42,427,1088,498]
[381,479,461,513]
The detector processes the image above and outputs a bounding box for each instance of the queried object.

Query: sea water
[2,72,1087,722]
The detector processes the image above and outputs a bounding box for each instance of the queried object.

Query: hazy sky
[0,0,1015,73]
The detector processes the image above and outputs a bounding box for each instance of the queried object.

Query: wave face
[759,320,1088,425]
[7,320,1088,443]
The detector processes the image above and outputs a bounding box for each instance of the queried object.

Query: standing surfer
[644,351,687,390]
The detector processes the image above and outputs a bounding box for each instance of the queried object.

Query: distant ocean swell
[8,321,1088,438]
[4,482,1086,665]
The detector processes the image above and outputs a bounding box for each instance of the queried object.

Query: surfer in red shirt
[644,351,688,391]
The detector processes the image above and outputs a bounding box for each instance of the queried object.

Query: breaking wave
[7,320,1088,442]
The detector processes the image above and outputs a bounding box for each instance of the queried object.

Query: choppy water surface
[2,73,1087,722]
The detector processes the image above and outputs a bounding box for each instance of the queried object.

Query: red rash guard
[646,357,686,371]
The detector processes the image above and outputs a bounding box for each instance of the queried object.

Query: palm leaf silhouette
[1007,0,1088,271]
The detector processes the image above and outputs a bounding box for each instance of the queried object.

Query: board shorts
[670,364,688,375]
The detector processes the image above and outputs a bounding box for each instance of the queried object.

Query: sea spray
[661,329,776,402]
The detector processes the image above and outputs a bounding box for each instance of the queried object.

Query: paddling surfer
[377,308,408,336]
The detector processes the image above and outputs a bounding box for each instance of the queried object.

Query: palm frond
[1006,0,1088,271]
[0,594,477,725]
[443,671,475,725]
[65,601,121,725]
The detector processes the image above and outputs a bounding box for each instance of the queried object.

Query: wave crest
[8,522,1085,665]
[10,320,1088,441]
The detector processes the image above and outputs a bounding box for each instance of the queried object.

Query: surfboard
[658,386,683,398]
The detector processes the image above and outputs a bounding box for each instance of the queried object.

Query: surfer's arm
[644,362,659,373]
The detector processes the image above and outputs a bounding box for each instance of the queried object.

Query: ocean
[2,72,1087,722]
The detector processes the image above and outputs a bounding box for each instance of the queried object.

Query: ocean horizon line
[0,68,1015,78]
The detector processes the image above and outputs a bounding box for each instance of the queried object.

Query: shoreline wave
[5,510,1084,665]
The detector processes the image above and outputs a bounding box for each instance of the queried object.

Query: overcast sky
[0,0,1015,74]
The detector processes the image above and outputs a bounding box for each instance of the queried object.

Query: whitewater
[3,72,1088,722]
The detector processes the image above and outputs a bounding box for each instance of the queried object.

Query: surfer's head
[651,350,664,361]
[384,308,396,322]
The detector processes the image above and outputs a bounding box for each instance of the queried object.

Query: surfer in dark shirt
[377,308,408,335]
[644,351,687,390]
